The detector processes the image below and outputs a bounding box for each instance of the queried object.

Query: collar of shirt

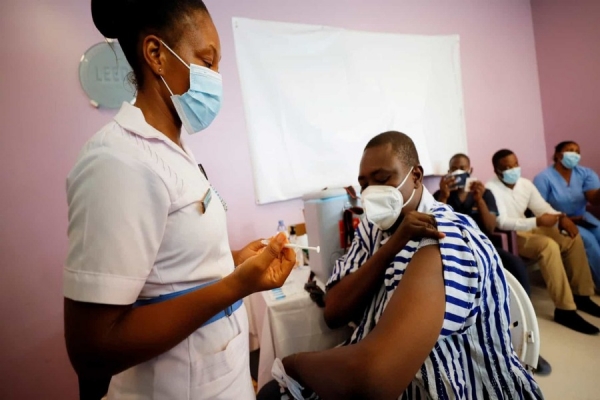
[114,102,171,141]
[114,102,198,165]
[419,187,436,212]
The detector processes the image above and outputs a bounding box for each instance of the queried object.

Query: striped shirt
[326,189,543,400]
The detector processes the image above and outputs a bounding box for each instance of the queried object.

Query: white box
[303,188,352,285]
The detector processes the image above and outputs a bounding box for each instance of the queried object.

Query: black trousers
[496,246,532,296]
[257,380,286,400]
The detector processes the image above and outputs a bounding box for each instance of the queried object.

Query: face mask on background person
[561,152,581,169]
[501,167,521,185]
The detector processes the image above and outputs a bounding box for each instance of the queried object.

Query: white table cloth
[255,267,352,390]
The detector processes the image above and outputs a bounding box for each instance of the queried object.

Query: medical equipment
[261,240,321,253]
[303,188,360,284]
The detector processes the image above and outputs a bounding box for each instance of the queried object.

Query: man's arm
[471,183,496,235]
[526,180,571,231]
[324,212,442,329]
[527,179,560,216]
[486,182,537,231]
[285,245,446,399]
[324,230,410,329]
[436,176,457,204]
[477,199,497,235]
[492,198,536,231]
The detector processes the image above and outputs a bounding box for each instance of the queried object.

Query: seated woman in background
[534,141,600,288]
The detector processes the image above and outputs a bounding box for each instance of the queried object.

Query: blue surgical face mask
[501,167,521,185]
[160,41,223,134]
[561,152,581,169]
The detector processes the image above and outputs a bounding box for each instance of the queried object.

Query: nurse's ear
[142,35,168,78]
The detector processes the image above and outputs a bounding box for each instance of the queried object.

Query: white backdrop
[233,17,467,204]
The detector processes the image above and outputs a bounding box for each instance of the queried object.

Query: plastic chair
[504,270,540,371]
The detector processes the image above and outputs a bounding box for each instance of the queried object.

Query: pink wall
[531,0,600,174]
[0,0,118,398]
[202,0,548,247]
[0,0,545,398]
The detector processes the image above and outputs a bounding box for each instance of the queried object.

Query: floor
[530,285,600,400]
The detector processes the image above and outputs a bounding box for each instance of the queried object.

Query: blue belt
[133,280,243,327]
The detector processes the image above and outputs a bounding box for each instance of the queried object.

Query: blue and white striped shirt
[327,189,543,400]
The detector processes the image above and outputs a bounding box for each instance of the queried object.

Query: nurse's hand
[232,239,266,267]
[231,233,296,295]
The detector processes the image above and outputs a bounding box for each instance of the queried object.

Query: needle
[261,240,321,253]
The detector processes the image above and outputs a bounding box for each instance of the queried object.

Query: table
[253,267,353,390]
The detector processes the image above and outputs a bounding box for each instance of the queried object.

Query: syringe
[261,239,320,253]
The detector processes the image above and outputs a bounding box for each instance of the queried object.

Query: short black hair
[450,153,470,165]
[364,131,420,167]
[91,0,209,88]
[492,149,514,170]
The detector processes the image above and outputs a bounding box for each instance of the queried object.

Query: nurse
[534,141,600,288]
[64,1,295,399]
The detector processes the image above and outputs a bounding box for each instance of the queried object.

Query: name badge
[199,188,212,214]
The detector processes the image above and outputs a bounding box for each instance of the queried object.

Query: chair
[490,230,518,255]
[504,270,540,371]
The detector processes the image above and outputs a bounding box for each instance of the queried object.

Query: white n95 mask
[361,167,416,231]
[160,40,223,135]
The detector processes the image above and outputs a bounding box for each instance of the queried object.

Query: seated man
[434,153,532,294]
[486,149,600,335]
[277,132,542,399]
[434,153,550,375]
